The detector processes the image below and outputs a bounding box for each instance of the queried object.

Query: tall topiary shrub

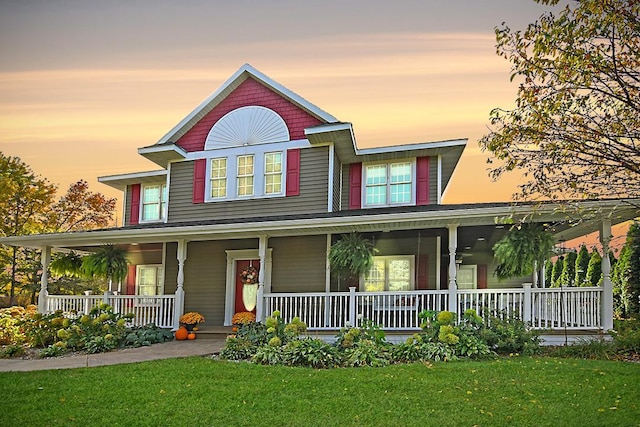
[544,258,554,288]
[551,256,564,287]
[574,244,590,286]
[492,223,555,280]
[585,248,602,287]
[619,222,640,316]
[560,251,577,287]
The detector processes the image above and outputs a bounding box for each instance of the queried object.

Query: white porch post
[256,235,268,322]
[522,283,532,323]
[37,246,51,313]
[447,224,458,313]
[173,239,187,330]
[600,219,614,331]
[532,260,539,288]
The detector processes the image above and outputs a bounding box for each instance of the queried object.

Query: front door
[235,259,260,314]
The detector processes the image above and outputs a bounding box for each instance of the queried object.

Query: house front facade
[3,64,637,333]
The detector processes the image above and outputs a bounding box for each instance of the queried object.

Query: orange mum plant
[231,311,256,325]
[179,311,205,325]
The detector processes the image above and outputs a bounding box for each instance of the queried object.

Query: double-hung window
[141,184,167,221]
[264,152,283,195]
[237,155,254,197]
[364,161,413,207]
[210,158,227,198]
[364,256,414,292]
[136,265,164,296]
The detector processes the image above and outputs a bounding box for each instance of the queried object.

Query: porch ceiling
[1,199,637,251]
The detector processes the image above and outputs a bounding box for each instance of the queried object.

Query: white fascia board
[356,138,468,156]
[98,170,168,190]
[304,122,353,136]
[155,64,338,146]
[138,144,188,157]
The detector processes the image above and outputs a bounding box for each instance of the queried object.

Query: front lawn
[1,357,638,426]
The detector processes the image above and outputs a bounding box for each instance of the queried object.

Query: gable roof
[154,64,338,147]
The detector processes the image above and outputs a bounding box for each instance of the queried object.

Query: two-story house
[3,64,637,334]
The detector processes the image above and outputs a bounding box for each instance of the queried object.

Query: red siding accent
[349,163,362,210]
[192,159,206,204]
[286,148,301,196]
[126,265,137,295]
[416,254,428,290]
[416,156,430,206]
[129,184,141,225]
[176,78,324,152]
[477,264,488,289]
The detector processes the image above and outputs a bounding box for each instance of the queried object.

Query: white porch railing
[44,294,176,329]
[264,285,604,331]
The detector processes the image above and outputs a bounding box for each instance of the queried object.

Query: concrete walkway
[0,339,225,372]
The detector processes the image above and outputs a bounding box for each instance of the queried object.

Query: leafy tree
[0,153,56,305]
[551,256,564,288]
[574,244,590,286]
[560,250,577,287]
[614,222,640,316]
[45,180,116,232]
[480,0,640,201]
[493,223,555,280]
[585,248,602,286]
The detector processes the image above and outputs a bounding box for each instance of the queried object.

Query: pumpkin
[187,332,196,340]
[175,326,188,341]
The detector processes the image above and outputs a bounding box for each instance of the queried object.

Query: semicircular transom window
[205,106,290,150]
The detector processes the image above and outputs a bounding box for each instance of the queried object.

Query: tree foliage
[560,250,577,287]
[493,223,555,280]
[45,180,116,232]
[613,221,640,316]
[551,255,564,287]
[585,248,603,286]
[480,0,640,202]
[574,244,591,286]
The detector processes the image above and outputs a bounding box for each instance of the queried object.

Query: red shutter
[349,163,362,210]
[286,148,301,196]
[192,159,206,204]
[477,264,488,289]
[416,156,430,206]
[129,184,141,225]
[416,254,428,290]
[126,265,137,295]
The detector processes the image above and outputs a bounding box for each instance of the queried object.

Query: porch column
[37,246,51,313]
[173,239,187,330]
[599,219,614,331]
[256,235,268,322]
[532,260,539,288]
[447,224,458,313]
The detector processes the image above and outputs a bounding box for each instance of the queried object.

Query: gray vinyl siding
[124,185,132,225]
[270,235,327,292]
[164,239,257,325]
[167,146,330,222]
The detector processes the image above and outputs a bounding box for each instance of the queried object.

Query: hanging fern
[50,251,84,277]
[493,223,555,280]
[328,233,376,288]
[82,244,129,285]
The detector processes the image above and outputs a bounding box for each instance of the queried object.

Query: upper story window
[210,158,227,199]
[237,155,254,197]
[264,152,283,195]
[364,161,413,207]
[141,184,167,222]
[364,256,414,292]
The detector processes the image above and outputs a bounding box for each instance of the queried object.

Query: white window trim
[363,255,415,292]
[209,157,228,200]
[135,264,165,297]
[362,159,416,208]
[264,151,284,196]
[203,143,299,203]
[456,265,478,290]
[236,154,255,198]
[139,184,167,223]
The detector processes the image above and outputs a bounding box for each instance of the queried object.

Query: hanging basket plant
[328,232,376,289]
[493,223,555,280]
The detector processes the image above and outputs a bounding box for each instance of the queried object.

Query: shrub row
[0,304,173,359]
[220,309,542,368]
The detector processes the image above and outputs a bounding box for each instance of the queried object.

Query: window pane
[366,165,386,185]
[211,158,227,178]
[237,155,254,176]
[366,185,386,205]
[237,176,254,196]
[211,179,227,198]
[265,174,281,194]
[388,259,411,291]
[142,204,159,221]
[390,162,411,183]
[143,186,160,203]
[265,152,282,173]
[364,259,386,292]
[390,183,411,204]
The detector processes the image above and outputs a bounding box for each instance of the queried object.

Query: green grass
[1,357,639,426]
